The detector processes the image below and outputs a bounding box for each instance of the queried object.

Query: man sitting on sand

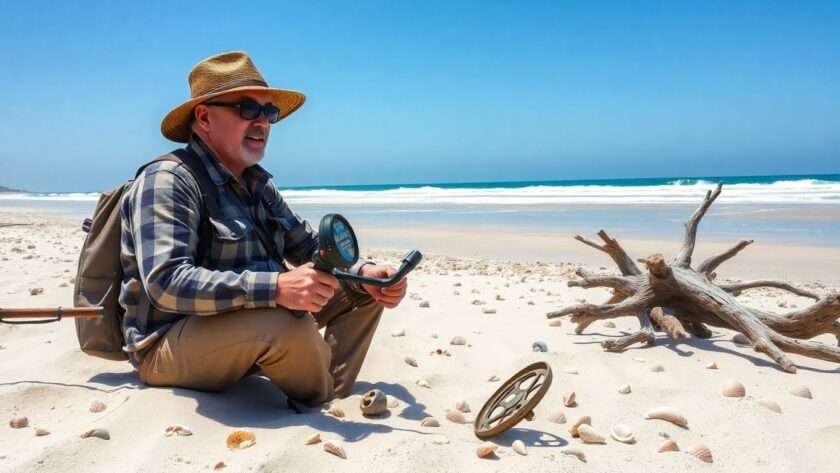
[118,51,407,407]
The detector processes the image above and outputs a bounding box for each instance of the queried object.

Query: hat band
[196,78,269,97]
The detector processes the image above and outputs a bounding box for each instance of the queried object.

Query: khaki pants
[138,286,383,406]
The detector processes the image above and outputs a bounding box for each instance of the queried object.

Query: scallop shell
[609,423,635,444]
[569,415,591,437]
[487,375,499,382]
[722,379,746,398]
[757,398,782,413]
[618,384,631,394]
[560,448,587,463]
[512,439,527,455]
[455,400,471,413]
[578,424,606,444]
[89,400,107,413]
[391,328,405,337]
[563,391,576,407]
[387,396,400,408]
[650,364,664,372]
[446,409,466,424]
[81,428,110,440]
[34,427,50,436]
[404,356,417,367]
[789,386,812,399]
[732,333,750,345]
[603,321,616,328]
[164,424,193,436]
[323,440,347,459]
[706,362,718,369]
[416,378,431,388]
[476,441,498,458]
[547,409,566,424]
[657,439,679,452]
[327,405,345,418]
[644,406,687,427]
[9,415,28,429]
[532,341,548,352]
[549,319,563,327]
[360,389,388,416]
[687,443,713,463]
[450,336,467,346]
[305,433,321,445]
[226,430,255,449]
[420,417,440,427]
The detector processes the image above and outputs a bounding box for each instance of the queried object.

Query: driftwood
[547,183,840,373]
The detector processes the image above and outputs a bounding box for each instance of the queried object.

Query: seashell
[512,439,527,455]
[455,400,471,413]
[391,328,405,337]
[650,364,664,372]
[532,341,548,352]
[419,300,430,308]
[757,398,782,413]
[213,461,226,470]
[645,406,687,427]
[446,410,466,424]
[34,427,50,436]
[305,433,321,445]
[472,328,481,334]
[687,443,713,463]
[416,378,431,388]
[404,356,417,367]
[495,294,505,300]
[226,430,255,449]
[164,424,192,436]
[609,423,635,444]
[387,396,400,408]
[89,400,107,413]
[450,336,467,346]
[563,391,576,407]
[471,299,486,305]
[657,439,679,452]
[569,415,591,437]
[9,415,28,429]
[789,386,812,399]
[633,356,646,362]
[487,375,499,382]
[81,428,110,440]
[578,424,606,444]
[431,436,450,445]
[722,379,746,398]
[603,321,616,328]
[618,384,631,394]
[481,308,497,314]
[547,409,566,424]
[732,333,750,345]
[430,348,451,356]
[360,389,388,416]
[560,448,587,463]
[706,362,718,369]
[327,405,345,418]
[420,417,440,427]
[430,333,438,339]
[323,440,347,459]
[29,287,44,295]
[476,441,498,458]
[549,319,562,327]
[563,367,579,375]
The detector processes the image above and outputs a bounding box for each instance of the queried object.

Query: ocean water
[2,174,839,246]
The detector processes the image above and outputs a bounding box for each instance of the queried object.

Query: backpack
[73,149,218,360]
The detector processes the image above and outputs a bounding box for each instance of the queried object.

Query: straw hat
[161,51,305,143]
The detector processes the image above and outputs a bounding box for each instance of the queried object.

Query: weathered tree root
[549,182,840,373]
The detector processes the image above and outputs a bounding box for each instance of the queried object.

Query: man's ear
[193,105,211,132]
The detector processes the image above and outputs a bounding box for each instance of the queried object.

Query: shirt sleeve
[123,164,278,315]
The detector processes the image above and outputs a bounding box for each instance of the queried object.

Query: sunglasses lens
[239,101,261,120]
[264,104,281,123]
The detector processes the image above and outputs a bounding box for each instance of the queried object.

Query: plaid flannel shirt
[119,136,368,365]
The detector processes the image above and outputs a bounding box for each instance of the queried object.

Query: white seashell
[757,399,782,413]
[578,424,606,444]
[633,356,646,362]
[560,448,587,463]
[512,439,527,455]
[420,417,440,427]
[34,427,50,436]
[327,405,345,418]
[476,441,498,458]
[549,319,562,327]
[164,424,192,436]
[450,336,467,346]
[547,409,566,424]
[416,378,431,388]
[391,328,405,337]
[722,379,746,398]
[609,423,635,443]
[789,386,812,399]
[563,367,579,375]
[89,400,107,413]
[687,443,713,463]
[603,321,616,328]
[618,384,631,394]
[569,415,591,437]
[9,415,28,429]
[431,436,450,445]
[81,428,110,440]
[360,389,388,416]
[658,439,679,452]
[404,356,417,367]
[387,396,400,408]
[446,410,466,424]
[732,333,750,345]
[487,375,499,382]
[645,406,687,426]
[706,362,718,369]
[323,440,347,459]
[650,364,664,372]
[305,433,321,445]
[563,391,576,407]
[455,400,471,413]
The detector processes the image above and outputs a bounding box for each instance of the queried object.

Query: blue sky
[1,0,838,192]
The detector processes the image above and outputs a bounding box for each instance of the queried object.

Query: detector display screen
[332,220,356,264]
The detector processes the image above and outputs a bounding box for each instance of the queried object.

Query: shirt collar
[188,135,274,197]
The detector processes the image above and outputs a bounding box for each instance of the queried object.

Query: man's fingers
[315,272,340,288]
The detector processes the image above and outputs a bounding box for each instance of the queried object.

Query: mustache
[245,128,267,139]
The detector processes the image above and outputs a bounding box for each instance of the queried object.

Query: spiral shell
[420,417,440,427]
[560,448,587,463]
[687,443,713,463]
[789,385,812,399]
[757,399,782,413]
[360,389,388,416]
[226,430,255,449]
[9,415,28,429]
[610,423,635,444]
[722,379,746,398]
[323,440,347,459]
[657,439,679,452]
[563,391,576,407]
[476,441,498,458]
[512,439,527,455]
[89,400,107,413]
[455,400,471,413]
[645,406,687,427]
[547,409,566,424]
[446,409,466,424]
[578,424,606,444]
[569,415,591,437]
[81,428,110,440]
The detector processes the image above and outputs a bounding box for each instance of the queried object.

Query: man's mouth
[245,135,265,143]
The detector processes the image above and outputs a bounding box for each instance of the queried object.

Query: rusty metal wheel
[473,361,553,439]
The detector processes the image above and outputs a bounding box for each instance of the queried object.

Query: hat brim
[160,86,306,143]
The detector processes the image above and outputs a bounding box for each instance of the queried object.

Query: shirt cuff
[246,271,279,308]
[343,259,373,294]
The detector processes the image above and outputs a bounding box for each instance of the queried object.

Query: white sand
[1,212,839,472]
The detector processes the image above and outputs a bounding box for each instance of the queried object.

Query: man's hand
[276,262,339,313]
[360,264,407,309]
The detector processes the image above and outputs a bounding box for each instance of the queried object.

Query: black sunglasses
[203,100,281,123]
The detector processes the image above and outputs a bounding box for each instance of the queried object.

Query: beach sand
[1,209,839,472]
